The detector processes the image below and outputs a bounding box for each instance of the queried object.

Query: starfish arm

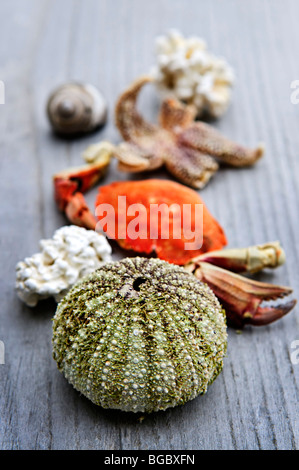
[115,75,158,142]
[115,142,164,173]
[159,98,197,131]
[179,122,264,167]
[164,145,219,189]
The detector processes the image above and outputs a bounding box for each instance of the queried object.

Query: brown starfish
[114,76,264,189]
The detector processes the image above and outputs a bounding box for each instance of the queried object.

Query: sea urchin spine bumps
[52,257,227,413]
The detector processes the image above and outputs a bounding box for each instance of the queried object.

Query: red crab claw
[186,241,286,274]
[193,262,296,328]
[53,149,111,229]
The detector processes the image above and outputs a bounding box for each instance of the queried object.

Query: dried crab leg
[185,242,296,327]
[113,76,264,189]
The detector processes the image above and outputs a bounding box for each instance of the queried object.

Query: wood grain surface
[0,0,298,450]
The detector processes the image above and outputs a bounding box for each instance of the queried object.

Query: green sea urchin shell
[52,257,227,413]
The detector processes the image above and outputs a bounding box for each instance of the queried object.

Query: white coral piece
[152,29,235,118]
[15,226,112,307]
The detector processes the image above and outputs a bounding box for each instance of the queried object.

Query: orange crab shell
[95,179,227,265]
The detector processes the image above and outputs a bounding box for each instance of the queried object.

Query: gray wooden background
[0,0,298,450]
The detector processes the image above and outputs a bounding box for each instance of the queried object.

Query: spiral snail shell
[47,82,107,136]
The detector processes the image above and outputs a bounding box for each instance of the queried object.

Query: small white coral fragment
[152,29,235,118]
[15,226,112,307]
